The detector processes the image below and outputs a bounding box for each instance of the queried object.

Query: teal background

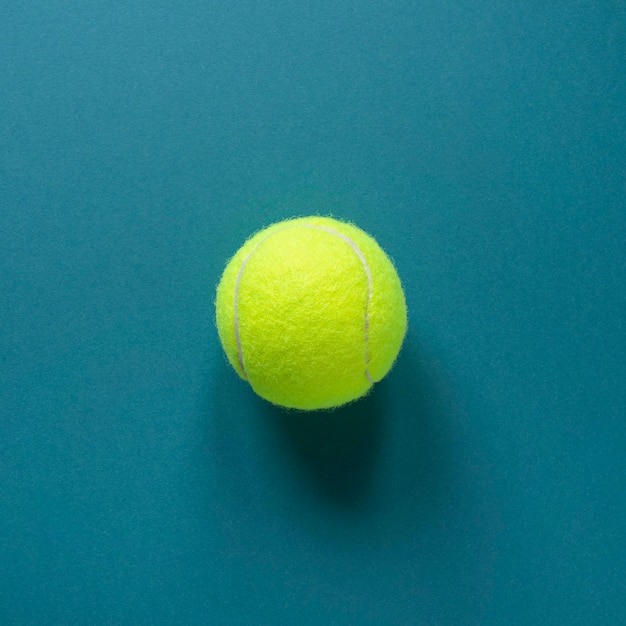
[1,2,625,625]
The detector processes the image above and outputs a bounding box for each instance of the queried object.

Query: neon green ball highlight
[215,216,407,410]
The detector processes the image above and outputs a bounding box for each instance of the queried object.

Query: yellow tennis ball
[215,216,407,410]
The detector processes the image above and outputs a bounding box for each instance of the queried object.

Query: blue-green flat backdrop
[1,2,624,625]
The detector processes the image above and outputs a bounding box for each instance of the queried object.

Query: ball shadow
[206,331,455,519]
[385,338,453,521]
[259,389,385,509]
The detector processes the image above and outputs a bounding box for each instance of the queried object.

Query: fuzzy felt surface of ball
[215,216,407,410]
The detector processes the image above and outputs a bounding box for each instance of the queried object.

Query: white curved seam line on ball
[233,225,295,379]
[302,224,374,384]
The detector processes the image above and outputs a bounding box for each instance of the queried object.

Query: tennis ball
[215,216,407,410]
